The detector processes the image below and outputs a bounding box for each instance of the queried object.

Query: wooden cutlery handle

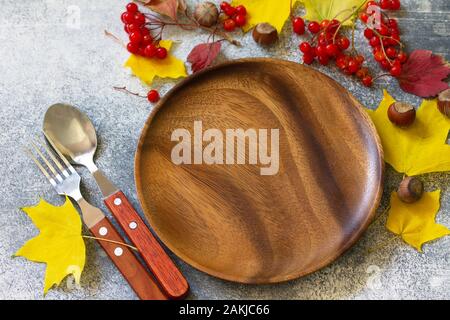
[104,191,189,299]
[90,217,167,300]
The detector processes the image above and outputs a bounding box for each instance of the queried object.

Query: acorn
[397,176,423,203]
[387,102,416,127]
[437,89,450,118]
[252,23,278,46]
[194,2,219,27]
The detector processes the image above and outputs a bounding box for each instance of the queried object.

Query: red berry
[142,34,153,46]
[127,42,139,54]
[388,18,398,29]
[326,43,339,57]
[318,55,329,65]
[303,53,315,65]
[147,90,160,103]
[380,59,391,70]
[144,44,157,58]
[337,37,350,50]
[320,19,330,29]
[126,2,138,13]
[235,5,247,16]
[299,42,312,53]
[390,0,401,10]
[374,50,385,62]
[129,31,142,44]
[397,51,408,63]
[134,12,146,26]
[141,27,150,36]
[121,12,134,24]
[318,35,328,47]
[224,6,236,16]
[380,0,390,9]
[386,47,397,58]
[364,29,375,40]
[347,59,360,73]
[369,36,380,47]
[220,1,230,11]
[356,67,369,79]
[366,1,378,9]
[336,55,348,69]
[359,12,369,23]
[390,64,402,76]
[293,17,305,35]
[328,19,340,32]
[355,55,365,64]
[308,21,320,34]
[156,47,167,59]
[378,24,390,36]
[316,45,328,58]
[223,18,236,31]
[362,75,373,87]
[127,23,140,33]
[234,14,246,27]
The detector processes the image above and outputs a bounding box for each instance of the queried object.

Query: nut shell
[437,89,450,118]
[387,102,416,127]
[397,177,423,203]
[194,2,219,27]
[252,23,278,46]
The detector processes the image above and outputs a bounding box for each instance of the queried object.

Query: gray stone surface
[0,0,449,300]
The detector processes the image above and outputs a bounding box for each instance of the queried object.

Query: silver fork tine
[30,140,62,182]
[24,146,57,187]
[39,138,71,178]
[44,133,77,175]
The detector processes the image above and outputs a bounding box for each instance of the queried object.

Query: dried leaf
[124,40,187,84]
[398,50,450,98]
[366,90,450,176]
[141,0,180,20]
[15,197,85,294]
[386,190,450,252]
[302,0,362,26]
[187,41,222,72]
[231,0,300,33]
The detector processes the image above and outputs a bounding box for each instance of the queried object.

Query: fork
[25,137,167,300]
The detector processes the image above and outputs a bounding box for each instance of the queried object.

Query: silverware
[43,103,188,299]
[25,138,167,300]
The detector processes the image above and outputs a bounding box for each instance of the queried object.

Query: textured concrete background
[0,0,449,300]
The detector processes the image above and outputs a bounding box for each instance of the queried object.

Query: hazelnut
[194,2,219,27]
[387,102,416,127]
[252,23,278,46]
[397,176,423,203]
[437,88,450,118]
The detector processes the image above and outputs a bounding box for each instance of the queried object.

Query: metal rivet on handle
[114,247,123,256]
[129,221,137,229]
[99,227,108,236]
[114,198,122,206]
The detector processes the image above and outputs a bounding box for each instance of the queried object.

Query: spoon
[43,103,189,299]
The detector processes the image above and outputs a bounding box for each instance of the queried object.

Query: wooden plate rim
[134,57,384,284]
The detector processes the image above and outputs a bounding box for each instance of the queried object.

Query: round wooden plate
[135,58,383,284]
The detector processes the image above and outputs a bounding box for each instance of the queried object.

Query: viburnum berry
[141,34,153,46]
[316,45,328,58]
[388,18,398,29]
[369,36,381,47]
[320,19,330,30]
[141,27,150,36]
[134,12,146,26]
[299,42,312,53]
[235,5,247,16]
[397,51,408,63]
[318,55,329,66]
[326,43,339,57]
[380,0,391,10]
[390,64,402,76]
[359,12,369,23]
[293,17,305,35]
[234,14,246,27]
[386,47,397,58]
[147,90,160,103]
[127,23,140,33]
[144,44,157,57]
[156,47,168,59]
[303,53,315,65]
[127,42,140,54]
[308,21,320,34]
[347,59,360,73]
[126,2,138,14]
[223,5,236,16]
[223,18,236,31]
[390,0,401,10]
[337,37,350,50]
[220,1,230,11]
[121,12,134,24]
[362,75,373,87]
[364,28,374,39]
[129,31,142,44]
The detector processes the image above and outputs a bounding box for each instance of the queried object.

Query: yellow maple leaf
[366,90,450,176]
[232,0,301,33]
[302,0,364,26]
[15,197,85,294]
[386,190,450,252]
[124,40,187,84]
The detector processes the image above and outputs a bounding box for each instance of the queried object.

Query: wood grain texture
[135,58,384,284]
[104,191,189,299]
[90,217,167,300]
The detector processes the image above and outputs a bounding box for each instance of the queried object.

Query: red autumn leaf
[398,49,450,98]
[187,41,222,73]
[140,0,180,20]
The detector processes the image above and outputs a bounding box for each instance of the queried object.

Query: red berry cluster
[121,3,167,59]
[360,1,407,77]
[220,2,247,31]
[295,17,374,87]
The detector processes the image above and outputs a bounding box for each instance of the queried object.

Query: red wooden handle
[90,217,167,300]
[104,191,189,299]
